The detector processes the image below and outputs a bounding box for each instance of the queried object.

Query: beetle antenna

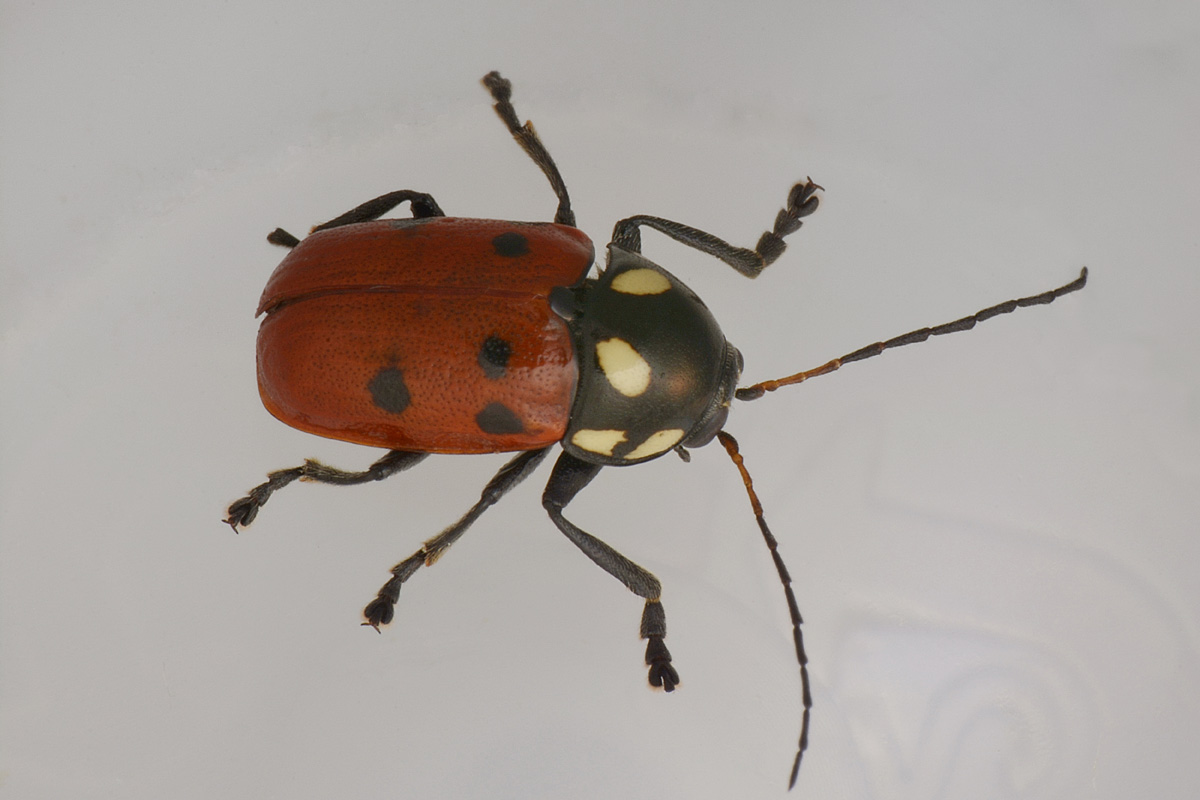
[716,430,810,790]
[736,267,1087,401]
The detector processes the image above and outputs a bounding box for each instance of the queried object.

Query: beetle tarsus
[224,465,306,529]
[267,227,301,248]
[755,177,823,267]
[223,497,259,530]
[361,598,395,630]
[362,568,407,629]
[640,599,678,690]
[645,637,679,692]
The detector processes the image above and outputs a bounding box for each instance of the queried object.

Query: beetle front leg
[610,178,821,277]
[362,447,553,629]
[225,449,428,530]
[542,451,679,691]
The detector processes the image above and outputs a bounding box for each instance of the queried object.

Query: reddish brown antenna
[737,267,1087,401]
[717,430,810,789]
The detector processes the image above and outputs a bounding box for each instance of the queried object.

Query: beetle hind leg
[362,447,553,630]
[542,451,680,691]
[224,449,427,530]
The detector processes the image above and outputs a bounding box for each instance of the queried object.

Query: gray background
[2,2,1196,798]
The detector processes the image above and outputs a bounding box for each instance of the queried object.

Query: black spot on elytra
[475,402,524,435]
[478,335,513,379]
[492,231,529,258]
[368,367,411,414]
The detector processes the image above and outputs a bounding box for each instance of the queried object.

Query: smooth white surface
[2,2,1196,798]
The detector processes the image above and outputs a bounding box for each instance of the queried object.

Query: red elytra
[255,217,593,453]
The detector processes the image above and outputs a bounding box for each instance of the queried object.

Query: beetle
[227,71,1087,788]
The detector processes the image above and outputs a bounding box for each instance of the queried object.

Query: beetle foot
[753,177,824,268]
[481,70,511,101]
[361,597,394,632]
[224,466,306,531]
[266,227,301,248]
[767,178,823,243]
[361,568,410,631]
[646,636,679,692]
[224,492,266,530]
[362,593,397,632]
[787,178,823,219]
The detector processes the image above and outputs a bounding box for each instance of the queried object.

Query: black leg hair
[737,267,1088,401]
[362,447,553,629]
[481,71,576,228]
[717,431,810,790]
[541,451,679,691]
[610,179,821,277]
[225,449,428,530]
[265,190,445,250]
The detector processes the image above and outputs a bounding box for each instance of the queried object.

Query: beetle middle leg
[361,447,553,629]
[225,449,428,530]
[542,451,680,691]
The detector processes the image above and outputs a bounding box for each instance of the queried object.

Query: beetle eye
[683,405,730,448]
[682,342,742,449]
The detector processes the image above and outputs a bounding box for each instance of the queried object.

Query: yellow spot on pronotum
[596,338,652,397]
[611,268,671,295]
[626,429,685,460]
[571,429,627,456]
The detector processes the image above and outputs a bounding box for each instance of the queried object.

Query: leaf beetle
[227,71,1087,788]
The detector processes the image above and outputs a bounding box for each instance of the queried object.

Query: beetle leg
[609,178,821,277]
[362,447,553,630]
[542,451,680,691]
[309,190,445,233]
[266,228,302,248]
[224,449,427,530]
[481,71,576,228]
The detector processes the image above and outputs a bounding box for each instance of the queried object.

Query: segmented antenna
[717,431,810,790]
[723,267,1088,786]
[736,267,1087,401]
